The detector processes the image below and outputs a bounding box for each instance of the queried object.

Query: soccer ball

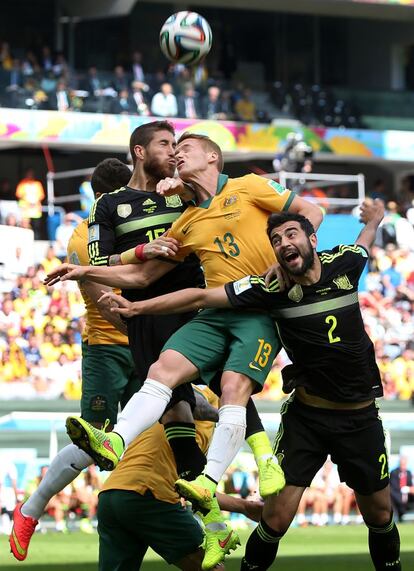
[159,11,212,65]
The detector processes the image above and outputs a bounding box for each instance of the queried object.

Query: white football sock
[114,379,172,446]
[204,405,246,484]
[22,444,93,520]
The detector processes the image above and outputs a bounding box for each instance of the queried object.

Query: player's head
[267,212,317,276]
[129,121,176,179]
[175,132,223,180]
[91,158,131,197]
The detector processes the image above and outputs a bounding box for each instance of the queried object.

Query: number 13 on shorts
[252,338,272,368]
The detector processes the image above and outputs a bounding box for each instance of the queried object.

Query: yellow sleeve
[245,174,296,213]
[67,223,89,266]
[166,216,194,262]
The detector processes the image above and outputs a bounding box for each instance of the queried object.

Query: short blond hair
[177,132,223,172]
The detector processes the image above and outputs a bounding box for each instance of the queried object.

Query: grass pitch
[0,524,413,570]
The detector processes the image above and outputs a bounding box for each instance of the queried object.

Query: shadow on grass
[2,551,413,571]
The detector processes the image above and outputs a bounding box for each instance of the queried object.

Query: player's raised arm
[98,286,231,317]
[355,198,385,251]
[44,258,173,289]
[286,193,324,232]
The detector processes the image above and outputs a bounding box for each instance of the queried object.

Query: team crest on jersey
[223,194,238,208]
[288,284,303,302]
[267,180,286,195]
[142,198,157,214]
[333,274,353,290]
[88,224,100,243]
[69,252,80,265]
[165,195,183,208]
[276,452,284,465]
[117,203,132,218]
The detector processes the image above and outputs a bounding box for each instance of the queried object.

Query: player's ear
[310,233,317,249]
[134,144,145,161]
[207,150,219,166]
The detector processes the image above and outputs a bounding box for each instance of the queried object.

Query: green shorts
[162,309,279,391]
[81,342,141,425]
[97,489,203,569]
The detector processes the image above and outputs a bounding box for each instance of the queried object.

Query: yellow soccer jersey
[169,174,295,287]
[101,386,218,504]
[67,220,128,346]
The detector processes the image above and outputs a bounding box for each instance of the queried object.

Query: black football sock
[368,517,401,571]
[164,422,206,480]
[245,398,265,439]
[241,519,284,571]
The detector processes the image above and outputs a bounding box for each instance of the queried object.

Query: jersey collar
[195,173,229,209]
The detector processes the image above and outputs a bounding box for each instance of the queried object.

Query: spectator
[0,299,21,337]
[111,65,129,93]
[15,168,45,239]
[0,42,13,70]
[81,65,104,97]
[150,82,177,117]
[201,85,227,120]
[110,88,134,114]
[54,212,82,259]
[79,176,95,213]
[52,52,70,79]
[130,81,150,115]
[177,83,201,119]
[390,455,414,522]
[131,50,145,82]
[40,45,53,72]
[40,245,62,274]
[52,80,72,112]
[234,88,257,122]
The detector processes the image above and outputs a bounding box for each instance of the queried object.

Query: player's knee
[220,373,255,405]
[148,360,178,388]
[364,505,393,528]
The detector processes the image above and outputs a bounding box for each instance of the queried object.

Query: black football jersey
[88,186,204,302]
[225,244,383,402]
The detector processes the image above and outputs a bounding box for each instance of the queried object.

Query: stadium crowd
[0,42,362,127]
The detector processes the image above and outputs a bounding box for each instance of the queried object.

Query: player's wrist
[119,246,146,265]
[135,244,148,262]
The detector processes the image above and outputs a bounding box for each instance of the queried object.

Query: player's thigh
[161,309,231,386]
[273,396,327,487]
[329,404,390,496]
[98,491,147,571]
[224,312,280,393]
[81,343,134,425]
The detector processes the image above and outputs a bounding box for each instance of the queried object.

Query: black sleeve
[323,244,369,283]
[87,195,116,266]
[225,275,279,310]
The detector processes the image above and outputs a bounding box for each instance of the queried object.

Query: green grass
[1,524,413,570]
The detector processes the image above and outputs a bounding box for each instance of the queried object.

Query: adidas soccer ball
[159,11,212,65]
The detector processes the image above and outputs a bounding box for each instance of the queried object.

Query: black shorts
[126,312,198,412]
[273,396,389,495]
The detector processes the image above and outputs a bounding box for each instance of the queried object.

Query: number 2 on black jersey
[325,315,341,344]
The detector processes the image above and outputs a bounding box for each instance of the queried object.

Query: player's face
[144,130,176,179]
[175,139,209,180]
[270,221,316,276]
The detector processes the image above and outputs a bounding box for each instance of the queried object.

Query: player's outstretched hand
[264,262,290,291]
[143,236,180,258]
[359,198,385,225]
[98,291,137,317]
[44,263,87,286]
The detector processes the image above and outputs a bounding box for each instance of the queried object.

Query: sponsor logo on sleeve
[267,180,287,195]
[88,224,100,243]
[233,276,252,295]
